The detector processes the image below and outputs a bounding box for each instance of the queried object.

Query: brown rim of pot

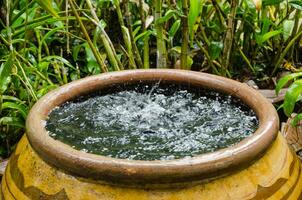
[26,69,279,186]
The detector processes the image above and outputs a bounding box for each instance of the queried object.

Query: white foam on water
[46,84,258,160]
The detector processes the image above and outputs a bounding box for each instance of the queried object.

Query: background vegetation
[0,0,301,157]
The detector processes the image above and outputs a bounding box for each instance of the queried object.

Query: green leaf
[261,18,273,35]
[283,79,302,116]
[112,0,120,7]
[277,104,283,111]
[41,27,64,43]
[289,0,302,10]
[292,113,302,126]
[1,102,28,119]
[133,26,141,37]
[209,41,223,60]
[42,56,76,70]
[2,95,24,103]
[256,29,283,45]
[188,0,201,41]
[0,53,14,93]
[156,10,183,24]
[37,85,58,98]
[34,0,59,17]
[283,20,294,41]
[82,43,102,74]
[186,56,193,70]
[169,20,181,38]
[263,0,284,6]
[121,26,132,52]
[171,46,182,54]
[135,30,152,42]
[72,45,83,62]
[98,19,107,30]
[275,72,302,95]
[246,0,257,9]
[0,117,24,128]
[70,72,78,81]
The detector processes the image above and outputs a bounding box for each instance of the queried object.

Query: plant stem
[69,0,108,73]
[85,0,121,71]
[66,0,71,54]
[221,0,236,77]
[272,29,302,76]
[154,0,167,68]
[289,10,300,62]
[113,0,137,69]
[6,0,12,51]
[124,0,143,68]
[211,0,226,28]
[139,0,150,69]
[14,51,53,85]
[15,59,38,101]
[236,44,256,74]
[180,0,188,69]
[196,40,219,74]
[143,36,150,69]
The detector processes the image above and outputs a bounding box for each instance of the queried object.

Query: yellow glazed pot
[1,69,302,200]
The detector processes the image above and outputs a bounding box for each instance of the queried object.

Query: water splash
[46,83,258,160]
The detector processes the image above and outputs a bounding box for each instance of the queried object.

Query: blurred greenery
[0,0,301,157]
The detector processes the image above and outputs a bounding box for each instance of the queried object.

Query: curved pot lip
[26,69,279,185]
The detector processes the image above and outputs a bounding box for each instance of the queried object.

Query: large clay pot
[1,69,302,200]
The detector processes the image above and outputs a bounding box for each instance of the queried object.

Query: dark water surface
[46,83,259,160]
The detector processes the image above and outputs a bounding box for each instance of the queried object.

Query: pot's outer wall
[2,133,302,199]
[24,69,280,185]
[2,69,302,199]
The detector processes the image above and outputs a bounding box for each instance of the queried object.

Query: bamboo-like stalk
[143,37,150,68]
[16,52,54,85]
[139,0,150,69]
[154,0,167,68]
[289,10,301,61]
[6,0,12,51]
[85,0,122,71]
[211,0,226,28]
[66,0,70,54]
[35,30,42,63]
[236,44,256,74]
[113,0,137,69]
[180,0,188,69]
[69,0,108,73]
[124,0,143,68]
[221,0,236,76]
[15,59,38,101]
[196,40,219,74]
[272,29,302,76]
[198,26,210,47]
[0,34,54,84]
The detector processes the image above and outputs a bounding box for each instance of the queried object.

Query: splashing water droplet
[46,83,259,160]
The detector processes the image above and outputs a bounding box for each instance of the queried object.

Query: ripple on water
[46,84,259,160]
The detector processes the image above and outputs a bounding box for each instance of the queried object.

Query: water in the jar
[46,83,258,161]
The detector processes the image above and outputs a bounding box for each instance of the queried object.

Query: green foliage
[276,73,302,125]
[34,0,59,17]
[0,0,301,157]
[256,30,283,45]
[263,0,284,6]
[283,80,302,116]
[188,0,202,42]
[209,41,223,60]
[0,53,14,93]
[276,72,302,95]
[289,0,302,10]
